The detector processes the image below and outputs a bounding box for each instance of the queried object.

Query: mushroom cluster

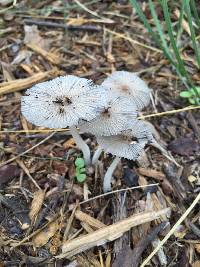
[21,71,170,192]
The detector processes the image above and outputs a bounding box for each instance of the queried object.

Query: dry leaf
[29,190,46,221]
[0,164,20,185]
[24,25,50,50]
[32,220,59,247]
[168,137,199,156]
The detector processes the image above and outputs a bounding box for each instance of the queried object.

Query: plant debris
[0,1,200,266]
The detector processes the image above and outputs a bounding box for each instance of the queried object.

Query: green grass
[130,0,200,104]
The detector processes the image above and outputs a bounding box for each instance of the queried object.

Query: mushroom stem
[151,141,180,167]
[103,156,121,192]
[70,126,91,166]
[92,147,103,165]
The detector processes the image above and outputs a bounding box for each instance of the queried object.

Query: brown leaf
[168,137,199,156]
[29,190,46,221]
[24,25,50,50]
[0,164,20,185]
[32,220,59,247]
[52,161,68,175]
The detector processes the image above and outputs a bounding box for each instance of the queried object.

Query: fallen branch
[57,208,170,259]
[24,19,101,32]
[0,69,60,95]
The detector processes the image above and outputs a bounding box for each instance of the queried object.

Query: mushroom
[101,71,150,110]
[97,134,147,160]
[96,134,147,192]
[96,119,178,192]
[80,94,138,136]
[126,120,179,166]
[21,75,108,165]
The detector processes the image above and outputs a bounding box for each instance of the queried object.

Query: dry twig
[57,208,170,259]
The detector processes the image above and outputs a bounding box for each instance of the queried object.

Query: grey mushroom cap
[79,93,138,136]
[21,75,108,129]
[124,120,160,144]
[101,71,150,110]
[96,134,147,160]
[125,120,154,143]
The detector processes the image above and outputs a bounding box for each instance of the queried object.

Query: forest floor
[0,1,200,266]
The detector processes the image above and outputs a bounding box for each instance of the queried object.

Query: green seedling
[75,157,86,182]
[180,87,200,105]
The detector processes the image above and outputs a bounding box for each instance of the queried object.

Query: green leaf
[75,158,85,168]
[180,91,192,98]
[76,173,86,182]
[190,87,200,96]
[79,167,86,173]
[188,98,196,105]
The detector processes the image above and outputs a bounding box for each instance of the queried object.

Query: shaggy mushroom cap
[79,94,138,136]
[21,75,108,128]
[102,71,150,110]
[96,134,147,160]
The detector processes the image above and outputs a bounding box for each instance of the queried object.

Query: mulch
[0,1,200,266]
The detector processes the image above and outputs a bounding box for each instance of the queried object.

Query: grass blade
[161,0,188,78]
[184,0,200,69]
[148,0,174,63]
[129,0,160,44]
[190,0,200,28]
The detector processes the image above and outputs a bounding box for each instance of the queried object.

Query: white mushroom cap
[125,120,155,143]
[101,71,150,110]
[21,75,108,128]
[96,134,147,160]
[79,94,138,136]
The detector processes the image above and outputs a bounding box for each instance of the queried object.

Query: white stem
[92,147,103,165]
[151,141,180,167]
[103,156,121,192]
[151,238,167,266]
[70,126,91,166]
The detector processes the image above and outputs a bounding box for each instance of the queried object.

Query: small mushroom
[126,120,179,166]
[97,134,147,192]
[80,94,138,136]
[97,134,147,160]
[21,75,108,165]
[102,71,150,110]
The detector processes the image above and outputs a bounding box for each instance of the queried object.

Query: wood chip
[138,168,165,181]
[75,210,106,230]
[27,43,61,65]
[32,219,59,247]
[29,189,46,222]
[58,208,170,258]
